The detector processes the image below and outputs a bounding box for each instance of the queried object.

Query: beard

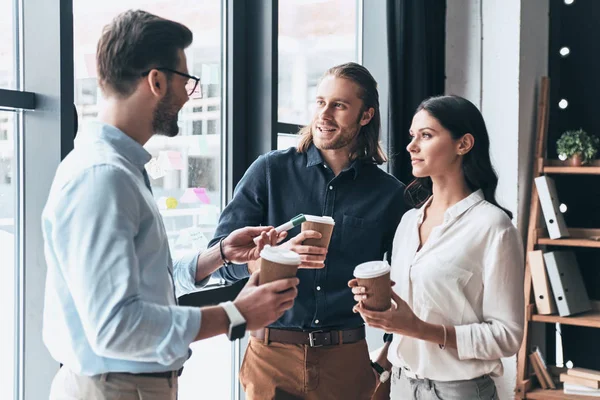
[312,111,364,151]
[152,89,180,137]
[313,123,361,151]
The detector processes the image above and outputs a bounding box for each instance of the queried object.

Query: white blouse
[387,190,524,381]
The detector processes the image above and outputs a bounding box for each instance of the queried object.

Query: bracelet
[219,236,232,266]
[439,324,447,350]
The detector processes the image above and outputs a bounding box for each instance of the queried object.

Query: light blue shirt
[42,121,205,375]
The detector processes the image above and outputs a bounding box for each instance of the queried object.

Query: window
[278,0,359,126]
[0,111,17,400]
[0,1,16,90]
[73,2,228,399]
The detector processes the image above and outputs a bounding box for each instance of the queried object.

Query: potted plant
[556,129,600,166]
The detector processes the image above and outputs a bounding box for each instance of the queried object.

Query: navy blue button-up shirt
[210,144,406,330]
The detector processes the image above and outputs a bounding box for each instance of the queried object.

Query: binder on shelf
[528,250,557,315]
[534,176,569,239]
[543,251,592,317]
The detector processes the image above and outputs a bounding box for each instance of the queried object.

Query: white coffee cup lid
[353,260,391,279]
[304,215,335,225]
[260,245,301,265]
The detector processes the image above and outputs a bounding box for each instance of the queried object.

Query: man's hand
[280,230,327,269]
[233,272,299,330]
[222,226,287,264]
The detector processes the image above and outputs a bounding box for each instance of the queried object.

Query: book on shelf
[534,347,556,389]
[569,368,600,382]
[529,353,549,389]
[529,347,556,389]
[543,250,592,317]
[528,250,557,315]
[534,175,570,239]
[560,373,600,389]
[564,382,600,397]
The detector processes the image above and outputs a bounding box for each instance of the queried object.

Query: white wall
[447,0,548,232]
[446,1,549,399]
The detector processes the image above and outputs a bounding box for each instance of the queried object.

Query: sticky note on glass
[145,158,166,179]
[179,187,211,204]
[158,150,185,171]
[176,227,209,251]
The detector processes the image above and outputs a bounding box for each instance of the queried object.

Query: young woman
[350,95,524,399]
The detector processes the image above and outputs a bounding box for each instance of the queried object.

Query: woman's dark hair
[405,95,512,219]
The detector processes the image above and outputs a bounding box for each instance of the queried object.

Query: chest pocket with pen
[341,214,384,262]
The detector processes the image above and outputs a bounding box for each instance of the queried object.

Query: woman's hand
[353,290,421,337]
[348,279,396,304]
[222,226,287,264]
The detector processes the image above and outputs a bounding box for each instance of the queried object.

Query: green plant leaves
[556,129,600,164]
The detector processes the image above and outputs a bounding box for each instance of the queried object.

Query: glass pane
[73,3,227,399]
[278,0,359,125]
[0,1,16,89]
[0,111,17,399]
[277,133,301,150]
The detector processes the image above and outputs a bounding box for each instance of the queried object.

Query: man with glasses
[42,10,298,399]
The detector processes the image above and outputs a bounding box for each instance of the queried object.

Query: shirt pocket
[341,214,384,263]
[414,256,473,325]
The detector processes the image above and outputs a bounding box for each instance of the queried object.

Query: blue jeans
[391,367,499,400]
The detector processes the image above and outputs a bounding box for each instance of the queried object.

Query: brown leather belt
[251,326,365,347]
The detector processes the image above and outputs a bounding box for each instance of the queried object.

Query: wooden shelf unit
[527,388,600,399]
[536,228,600,249]
[516,77,600,398]
[543,159,600,175]
[530,301,600,329]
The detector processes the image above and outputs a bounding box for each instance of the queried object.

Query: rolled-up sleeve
[455,227,525,361]
[49,165,201,365]
[173,252,210,298]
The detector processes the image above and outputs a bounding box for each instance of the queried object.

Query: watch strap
[219,301,246,327]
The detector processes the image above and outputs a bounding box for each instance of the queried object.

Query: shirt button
[316,286,321,291]
[324,165,328,169]
[315,320,320,324]
[329,185,333,190]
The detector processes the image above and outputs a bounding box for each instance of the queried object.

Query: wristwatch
[371,361,391,383]
[219,301,247,341]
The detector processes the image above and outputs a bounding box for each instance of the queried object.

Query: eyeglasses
[141,67,202,98]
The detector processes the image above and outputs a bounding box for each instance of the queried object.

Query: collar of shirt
[416,189,485,225]
[305,143,363,179]
[76,121,152,169]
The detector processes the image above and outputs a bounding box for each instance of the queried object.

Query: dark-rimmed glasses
[141,67,202,98]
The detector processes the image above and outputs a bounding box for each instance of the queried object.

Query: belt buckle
[308,330,324,347]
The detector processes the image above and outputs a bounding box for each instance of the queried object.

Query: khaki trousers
[240,336,378,400]
[49,367,177,400]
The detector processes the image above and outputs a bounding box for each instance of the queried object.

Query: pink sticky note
[180,188,210,204]
[158,151,184,171]
[193,188,210,204]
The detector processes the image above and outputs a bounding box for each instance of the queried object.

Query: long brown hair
[297,62,387,165]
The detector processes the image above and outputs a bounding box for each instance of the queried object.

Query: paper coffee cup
[258,245,302,285]
[353,260,392,311]
[301,215,335,249]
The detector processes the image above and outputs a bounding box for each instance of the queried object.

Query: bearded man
[42,10,300,399]
[209,62,406,400]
